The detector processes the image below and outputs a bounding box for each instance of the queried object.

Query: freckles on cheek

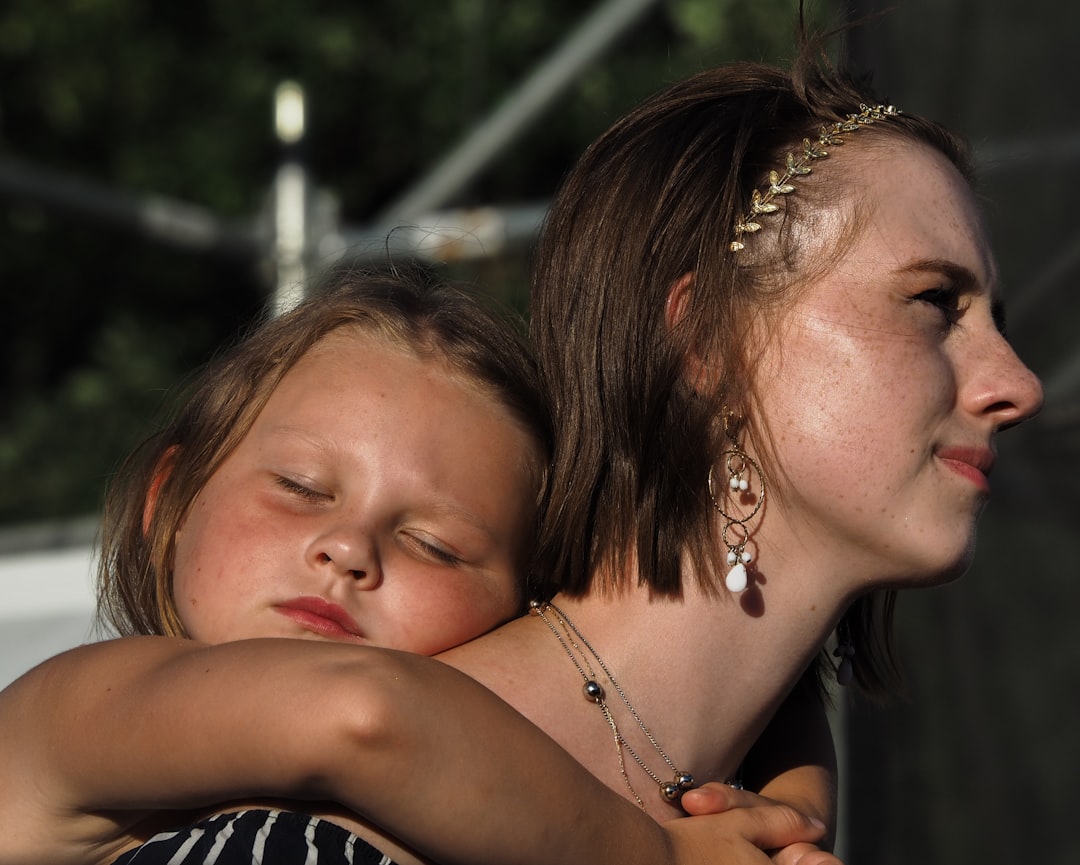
[772,336,896,468]
[772,350,858,451]
[175,559,218,627]
[431,585,511,648]
[768,319,836,433]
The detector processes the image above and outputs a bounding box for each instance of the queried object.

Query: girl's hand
[678,783,845,865]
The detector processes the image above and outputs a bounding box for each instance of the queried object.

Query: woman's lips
[274,596,365,641]
[936,446,994,494]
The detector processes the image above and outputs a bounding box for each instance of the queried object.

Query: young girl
[0,266,837,865]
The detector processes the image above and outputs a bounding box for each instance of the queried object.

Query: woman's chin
[874,536,977,592]
[915,540,978,588]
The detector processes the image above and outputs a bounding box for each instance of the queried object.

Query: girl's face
[749,140,1043,591]
[171,328,538,655]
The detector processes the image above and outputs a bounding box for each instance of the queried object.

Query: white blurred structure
[0,519,101,690]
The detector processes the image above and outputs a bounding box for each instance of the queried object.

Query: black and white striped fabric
[111,808,398,865]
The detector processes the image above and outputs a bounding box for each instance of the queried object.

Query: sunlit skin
[171,328,539,655]
[747,140,1044,595]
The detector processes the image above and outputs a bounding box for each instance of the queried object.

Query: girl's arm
[741,672,838,840]
[0,637,828,865]
[684,671,842,865]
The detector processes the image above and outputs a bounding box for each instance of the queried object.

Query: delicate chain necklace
[529,600,695,809]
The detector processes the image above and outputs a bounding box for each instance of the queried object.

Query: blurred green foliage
[0,0,814,522]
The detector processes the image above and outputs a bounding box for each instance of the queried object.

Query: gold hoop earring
[707,419,766,593]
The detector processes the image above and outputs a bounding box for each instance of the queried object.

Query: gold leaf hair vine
[729,103,900,253]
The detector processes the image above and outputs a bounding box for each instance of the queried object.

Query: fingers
[681,782,770,815]
[736,802,827,851]
[772,842,845,865]
[665,803,829,865]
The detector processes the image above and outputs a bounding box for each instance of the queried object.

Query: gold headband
[729,103,900,252]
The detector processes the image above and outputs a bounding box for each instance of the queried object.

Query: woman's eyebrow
[895,258,979,291]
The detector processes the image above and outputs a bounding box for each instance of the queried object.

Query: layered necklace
[529,599,695,809]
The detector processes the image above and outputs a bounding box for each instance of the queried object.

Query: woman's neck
[440,557,848,820]
[548,575,840,761]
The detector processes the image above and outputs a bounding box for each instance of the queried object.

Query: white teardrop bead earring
[707,416,766,594]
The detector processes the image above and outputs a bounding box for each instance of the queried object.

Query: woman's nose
[966,332,1044,431]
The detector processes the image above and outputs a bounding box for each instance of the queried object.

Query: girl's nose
[310,526,382,589]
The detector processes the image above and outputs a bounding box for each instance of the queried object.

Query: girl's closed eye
[401,530,464,567]
[274,475,329,503]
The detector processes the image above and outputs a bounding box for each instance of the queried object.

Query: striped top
[111,808,398,865]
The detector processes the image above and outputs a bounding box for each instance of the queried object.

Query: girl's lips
[274,596,365,641]
[936,446,994,494]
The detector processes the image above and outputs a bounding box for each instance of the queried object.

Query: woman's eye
[913,286,963,325]
[275,476,326,502]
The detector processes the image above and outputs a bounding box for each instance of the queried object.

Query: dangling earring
[707,413,766,593]
[833,624,855,686]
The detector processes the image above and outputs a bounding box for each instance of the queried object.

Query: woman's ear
[142,447,178,536]
[665,272,717,394]
[664,271,695,331]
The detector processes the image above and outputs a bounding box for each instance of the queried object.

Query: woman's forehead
[814,140,995,293]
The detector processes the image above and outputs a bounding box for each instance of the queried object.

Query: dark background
[1,2,1075,862]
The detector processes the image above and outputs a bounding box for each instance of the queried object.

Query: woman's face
[749,140,1043,590]
[170,328,537,654]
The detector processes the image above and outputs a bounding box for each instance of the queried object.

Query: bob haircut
[528,46,973,696]
[98,265,550,638]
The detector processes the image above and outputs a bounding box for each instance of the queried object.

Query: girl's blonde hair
[98,265,549,637]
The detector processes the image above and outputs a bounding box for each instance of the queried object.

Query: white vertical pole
[271,81,309,316]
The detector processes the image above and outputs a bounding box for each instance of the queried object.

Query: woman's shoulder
[109,808,396,865]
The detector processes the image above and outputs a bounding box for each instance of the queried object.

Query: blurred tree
[0,0,813,522]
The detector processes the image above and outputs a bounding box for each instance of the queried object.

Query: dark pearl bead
[583,680,605,702]
[837,658,854,686]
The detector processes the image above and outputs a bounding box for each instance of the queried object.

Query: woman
[440,44,1042,824]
